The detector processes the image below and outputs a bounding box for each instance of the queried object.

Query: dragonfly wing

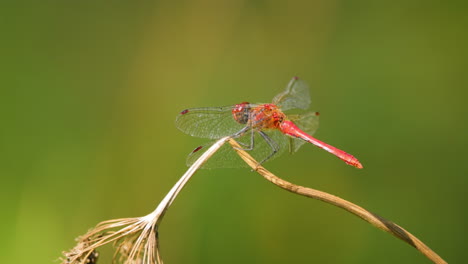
[175,106,247,139]
[272,77,311,111]
[287,112,320,153]
[186,129,289,168]
[186,141,248,168]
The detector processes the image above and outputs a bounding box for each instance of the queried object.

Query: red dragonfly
[176,77,363,169]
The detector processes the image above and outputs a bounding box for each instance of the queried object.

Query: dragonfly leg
[258,131,279,164]
[233,128,255,151]
[232,125,249,138]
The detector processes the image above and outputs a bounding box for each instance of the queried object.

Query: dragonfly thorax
[249,103,285,130]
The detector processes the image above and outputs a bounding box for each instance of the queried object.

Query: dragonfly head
[232,102,251,124]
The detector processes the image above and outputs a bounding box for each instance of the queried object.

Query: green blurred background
[1,1,466,263]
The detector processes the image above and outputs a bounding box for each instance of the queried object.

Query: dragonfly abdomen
[279,120,363,168]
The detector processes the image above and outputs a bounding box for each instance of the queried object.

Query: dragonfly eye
[232,102,251,124]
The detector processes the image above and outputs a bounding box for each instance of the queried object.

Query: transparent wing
[175,106,247,139]
[186,129,289,168]
[272,77,311,111]
[287,112,320,153]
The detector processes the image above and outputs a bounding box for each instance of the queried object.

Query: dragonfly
[175,77,363,169]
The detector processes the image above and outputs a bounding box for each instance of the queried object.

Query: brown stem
[228,139,447,264]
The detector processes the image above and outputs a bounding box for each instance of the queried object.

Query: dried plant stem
[229,139,447,264]
[63,137,231,264]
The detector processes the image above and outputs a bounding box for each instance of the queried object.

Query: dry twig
[228,138,447,264]
[62,135,446,264]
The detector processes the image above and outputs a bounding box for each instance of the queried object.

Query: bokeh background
[2,1,466,263]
